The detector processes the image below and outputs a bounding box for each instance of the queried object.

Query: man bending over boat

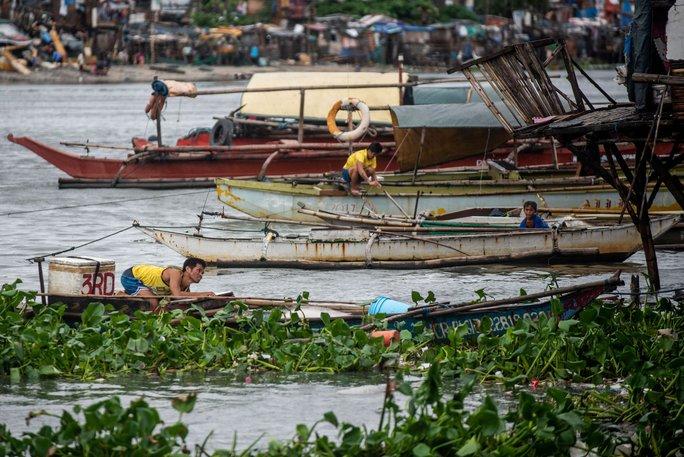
[520,201,550,229]
[120,257,215,309]
[342,142,383,196]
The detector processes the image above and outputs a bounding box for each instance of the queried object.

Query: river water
[0,71,682,449]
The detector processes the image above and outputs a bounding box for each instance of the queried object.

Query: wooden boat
[297,205,684,249]
[12,131,679,189]
[6,134,396,181]
[43,291,365,320]
[9,62,681,188]
[44,273,622,341]
[312,273,623,340]
[215,176,682,222]
[133,217,678,269]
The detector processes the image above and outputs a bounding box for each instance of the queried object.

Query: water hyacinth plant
[1,280,682,455]
[0,365,616,456]
[0,281,409,379]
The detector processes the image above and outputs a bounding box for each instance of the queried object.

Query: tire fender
[211,118,234,146]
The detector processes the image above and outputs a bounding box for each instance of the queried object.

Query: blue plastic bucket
[368,296,411,315]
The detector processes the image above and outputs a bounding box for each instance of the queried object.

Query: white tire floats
[326,98,371,142]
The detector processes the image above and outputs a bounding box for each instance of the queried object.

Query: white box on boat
[48,257,116,296]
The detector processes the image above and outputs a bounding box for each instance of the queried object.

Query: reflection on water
[0,372,509,451]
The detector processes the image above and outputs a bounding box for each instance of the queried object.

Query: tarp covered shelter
[240,71,407,124]
[390,102,519,171]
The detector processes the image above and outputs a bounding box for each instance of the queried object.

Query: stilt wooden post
[36,257,46,305]
[630,274,641,307]
[156,116,162,147]
[298,89,305,144]
[347,109,353,154]
[638,212,660,290]
[563,138,662,289]
[411,127,426,185]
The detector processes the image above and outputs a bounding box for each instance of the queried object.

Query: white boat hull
[135,217,678,269]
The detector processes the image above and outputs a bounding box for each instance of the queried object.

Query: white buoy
[48,257,116,296]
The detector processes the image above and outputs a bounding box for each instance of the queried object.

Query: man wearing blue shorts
[342,142,383,196]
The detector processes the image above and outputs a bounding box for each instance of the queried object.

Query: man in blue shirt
[520,201,549,229]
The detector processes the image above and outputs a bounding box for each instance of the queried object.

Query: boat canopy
[389,102,521,129]
[240,72,406,124]
[410,85,499,105]
[390,102,518,171]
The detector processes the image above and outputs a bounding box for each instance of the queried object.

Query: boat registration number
[81,272,116,295]
[431,311,548,339]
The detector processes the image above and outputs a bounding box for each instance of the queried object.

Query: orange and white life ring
[326,98,371,142]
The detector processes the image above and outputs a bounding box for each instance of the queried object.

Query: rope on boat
[611,286,683,296]
[478,127,492,195]
[135,223,265,233]
[27,226,134,262]
[381,127,411,172]
[2,190,209,216]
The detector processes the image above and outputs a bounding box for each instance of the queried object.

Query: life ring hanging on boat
[326,98,371,142]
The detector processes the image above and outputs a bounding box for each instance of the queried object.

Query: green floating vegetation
[1,369,680,456]
[1,280,682,455]
[0,365,621,456]
[0,282,408,380]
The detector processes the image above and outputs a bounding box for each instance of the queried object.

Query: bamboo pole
[523,42,565,113]
[559,42,585,111]
[632,73,684,86]
[494,55,540,119]
[411,127,426,185]
[501,53,547,118]
[513,46,554,116]
[191,78,473,97]
[39,292,365,313]
[478,62,526,126]
[570,56,617,104]
[134,141,395,154]
[462,68,514,133]
[295,207,547,232]
[382,189,411,219]
[297,89,305,144]
[61,142,133,151]
[219,115,393,132]
[542,45,563,67]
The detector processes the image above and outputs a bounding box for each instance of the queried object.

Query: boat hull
[311,283,610,340]
[8,135,365,180]
[135,217,677,269]
[216,178,682,222]
[48,276,619,342]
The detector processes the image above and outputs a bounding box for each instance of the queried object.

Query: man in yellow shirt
[120,257,215,310]
[342,142,383,196]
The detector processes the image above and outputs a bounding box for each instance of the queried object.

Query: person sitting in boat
[520,201,550,229]
[342,142,383,196]
[120,257,215,309]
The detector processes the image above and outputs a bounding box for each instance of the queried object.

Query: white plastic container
[48,257,116,296]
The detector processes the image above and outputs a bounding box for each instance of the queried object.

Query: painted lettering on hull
[82,272,115,295]
[328,203,359,213]
[430,311,549,340]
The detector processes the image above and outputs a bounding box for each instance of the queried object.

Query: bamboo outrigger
[214,176,681,223]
